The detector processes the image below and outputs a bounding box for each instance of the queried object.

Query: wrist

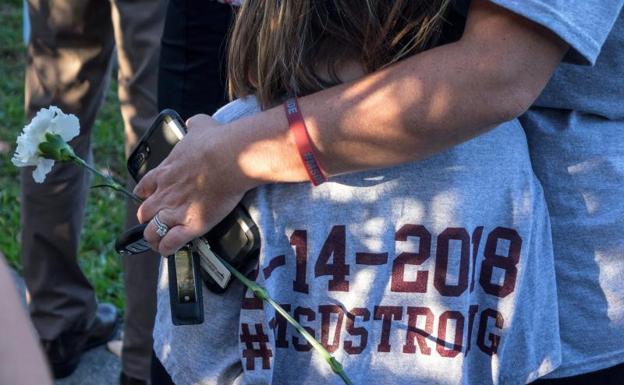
[284,98,328,186]
[227,105,311,186]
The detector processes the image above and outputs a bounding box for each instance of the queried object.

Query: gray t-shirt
[487,0,624,378]
[153,97,560,385]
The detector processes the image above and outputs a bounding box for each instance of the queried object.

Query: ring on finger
[153,213,169,238]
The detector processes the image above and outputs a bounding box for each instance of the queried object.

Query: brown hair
[227,0,451,109]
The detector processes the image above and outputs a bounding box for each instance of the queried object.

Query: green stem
[215,256,355,385]
[72,156,142,204]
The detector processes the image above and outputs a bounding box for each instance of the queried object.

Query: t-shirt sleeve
[487,0,624,65]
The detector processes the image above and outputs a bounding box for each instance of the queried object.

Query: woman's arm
[136,0,568,256]
[299,0,568,174]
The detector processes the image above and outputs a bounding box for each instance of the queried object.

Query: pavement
[55,346,120,385]
[10,268,121,385]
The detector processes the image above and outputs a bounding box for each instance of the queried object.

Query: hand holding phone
[125,109,205,325]
[133,113,257,258]
[116,109,260,325]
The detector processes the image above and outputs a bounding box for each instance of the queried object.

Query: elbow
[497,85,537,122]
[487,66,546,123]
[456,40,561,124]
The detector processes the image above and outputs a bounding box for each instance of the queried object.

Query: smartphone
[126,109,204,325]
[127,109,186,182]
[167,245,204,325]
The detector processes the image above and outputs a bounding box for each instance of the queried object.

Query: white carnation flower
[12,106,80,183]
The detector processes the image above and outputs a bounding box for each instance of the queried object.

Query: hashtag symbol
[240,323,273,370]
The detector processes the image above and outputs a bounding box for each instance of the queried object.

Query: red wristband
[284,98,327,186]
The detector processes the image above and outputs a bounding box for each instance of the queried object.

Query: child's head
[227,0,451,109]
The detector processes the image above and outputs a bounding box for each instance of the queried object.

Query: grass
[1,0,127,310]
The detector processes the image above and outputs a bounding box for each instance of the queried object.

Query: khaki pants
[22,0,165,380]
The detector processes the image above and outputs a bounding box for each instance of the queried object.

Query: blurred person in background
[21,0,165,384]
[0,253,52,385]
[158,0,234,119]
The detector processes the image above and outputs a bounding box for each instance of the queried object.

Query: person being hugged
[138,1,569,384]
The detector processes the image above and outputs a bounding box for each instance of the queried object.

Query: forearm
[300,39,514,175]
[228,0,567,184]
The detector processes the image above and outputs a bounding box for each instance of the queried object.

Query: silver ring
[153,213,169,238]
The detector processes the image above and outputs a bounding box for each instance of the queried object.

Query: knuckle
[161,237,180,255]
[146,167,160,182]
[145,237,156,249]
[186,114,203,125]
[143,223,156,242]
[137,200,155,224]
[159,244,175,257]
[136,205,147,223]
[154,167,170,185]
[162,229,190,256]
[186,113,212,130]
[138,169,156,189]
[149,242,159,253]
[133,183,146,198]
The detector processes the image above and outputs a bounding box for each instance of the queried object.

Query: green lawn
[1,0,127,310]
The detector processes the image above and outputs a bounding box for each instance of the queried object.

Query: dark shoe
[42,303,120,379]
[120,372,150,385]
[84,303,120,350]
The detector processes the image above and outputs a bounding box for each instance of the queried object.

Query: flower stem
[215,255,355,385]
[71,156,142,204]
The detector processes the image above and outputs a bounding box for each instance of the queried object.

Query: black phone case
[168,248,204,325]
[127,108,185,182]
[199,205,260,293]
[114,223,150,255]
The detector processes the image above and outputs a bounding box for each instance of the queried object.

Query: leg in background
[22,0,117,378]
[110,0,166,382]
